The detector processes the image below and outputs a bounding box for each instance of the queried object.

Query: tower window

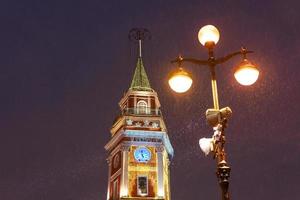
[137,100,148,114]
[137,175,148,196]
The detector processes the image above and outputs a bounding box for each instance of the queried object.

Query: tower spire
[128,28,152,91]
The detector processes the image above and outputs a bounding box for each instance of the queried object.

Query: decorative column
[134,97,137,109]
[156,145,165,198]
[120,145,130,197]
[106,155,112,200]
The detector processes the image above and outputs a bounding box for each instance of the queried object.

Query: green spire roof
[129,57,153,91]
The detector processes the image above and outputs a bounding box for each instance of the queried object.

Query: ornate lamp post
[168,25,259,200]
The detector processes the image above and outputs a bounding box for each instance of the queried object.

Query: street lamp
[168,25,260,200]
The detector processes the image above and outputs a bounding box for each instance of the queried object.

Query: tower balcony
[122,107,162,116]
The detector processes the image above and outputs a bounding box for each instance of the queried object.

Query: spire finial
[129,28,151,58]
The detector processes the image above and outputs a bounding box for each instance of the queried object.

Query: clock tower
[105,29,173,200]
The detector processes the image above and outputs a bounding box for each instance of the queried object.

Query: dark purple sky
[1,0,299,199]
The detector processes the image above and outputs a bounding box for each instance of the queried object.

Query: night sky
[1,0,300,199]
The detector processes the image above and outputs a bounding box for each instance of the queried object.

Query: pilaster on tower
[105,28,173,200]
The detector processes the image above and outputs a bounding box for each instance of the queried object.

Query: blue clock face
[134,147,151,162]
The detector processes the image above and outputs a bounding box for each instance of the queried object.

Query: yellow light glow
[198,25,220,46]
[168,69,192,93]
[158,188,165,197]
[234,60,259,86]
[120,187,128,197]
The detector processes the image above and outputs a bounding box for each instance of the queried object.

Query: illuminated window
[137,100,148,114]
[137,176,148,196]
[112,179,118,200]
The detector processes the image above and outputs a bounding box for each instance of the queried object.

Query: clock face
[134,147,151,162]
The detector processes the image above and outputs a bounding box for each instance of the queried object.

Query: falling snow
[1,1,300,200]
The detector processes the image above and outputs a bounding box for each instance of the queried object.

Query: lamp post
[168,25,259,200]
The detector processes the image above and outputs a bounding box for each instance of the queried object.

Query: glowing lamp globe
[168,68,193,93]
[234,59,259,86]
[198,25,220,46]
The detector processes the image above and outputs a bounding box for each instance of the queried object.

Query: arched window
[137,100,147,114]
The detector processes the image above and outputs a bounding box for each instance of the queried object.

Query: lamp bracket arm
[215,50,254,65]
[171,57,209,66]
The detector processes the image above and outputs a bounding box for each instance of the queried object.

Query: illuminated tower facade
[105,29,173,200]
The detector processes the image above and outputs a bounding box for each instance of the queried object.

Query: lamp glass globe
[198,25,220,46]
[234,60,259,86]
[168,68,193,93]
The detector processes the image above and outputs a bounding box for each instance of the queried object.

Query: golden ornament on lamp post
[168,25,260,200]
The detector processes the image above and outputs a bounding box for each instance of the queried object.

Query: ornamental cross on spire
[128,28,151,58]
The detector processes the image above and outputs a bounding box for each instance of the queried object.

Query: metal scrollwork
[128,28,151,42]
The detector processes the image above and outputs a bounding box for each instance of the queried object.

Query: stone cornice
[105,130,174,157]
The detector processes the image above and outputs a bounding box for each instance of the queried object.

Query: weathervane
[128,28,151,58]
